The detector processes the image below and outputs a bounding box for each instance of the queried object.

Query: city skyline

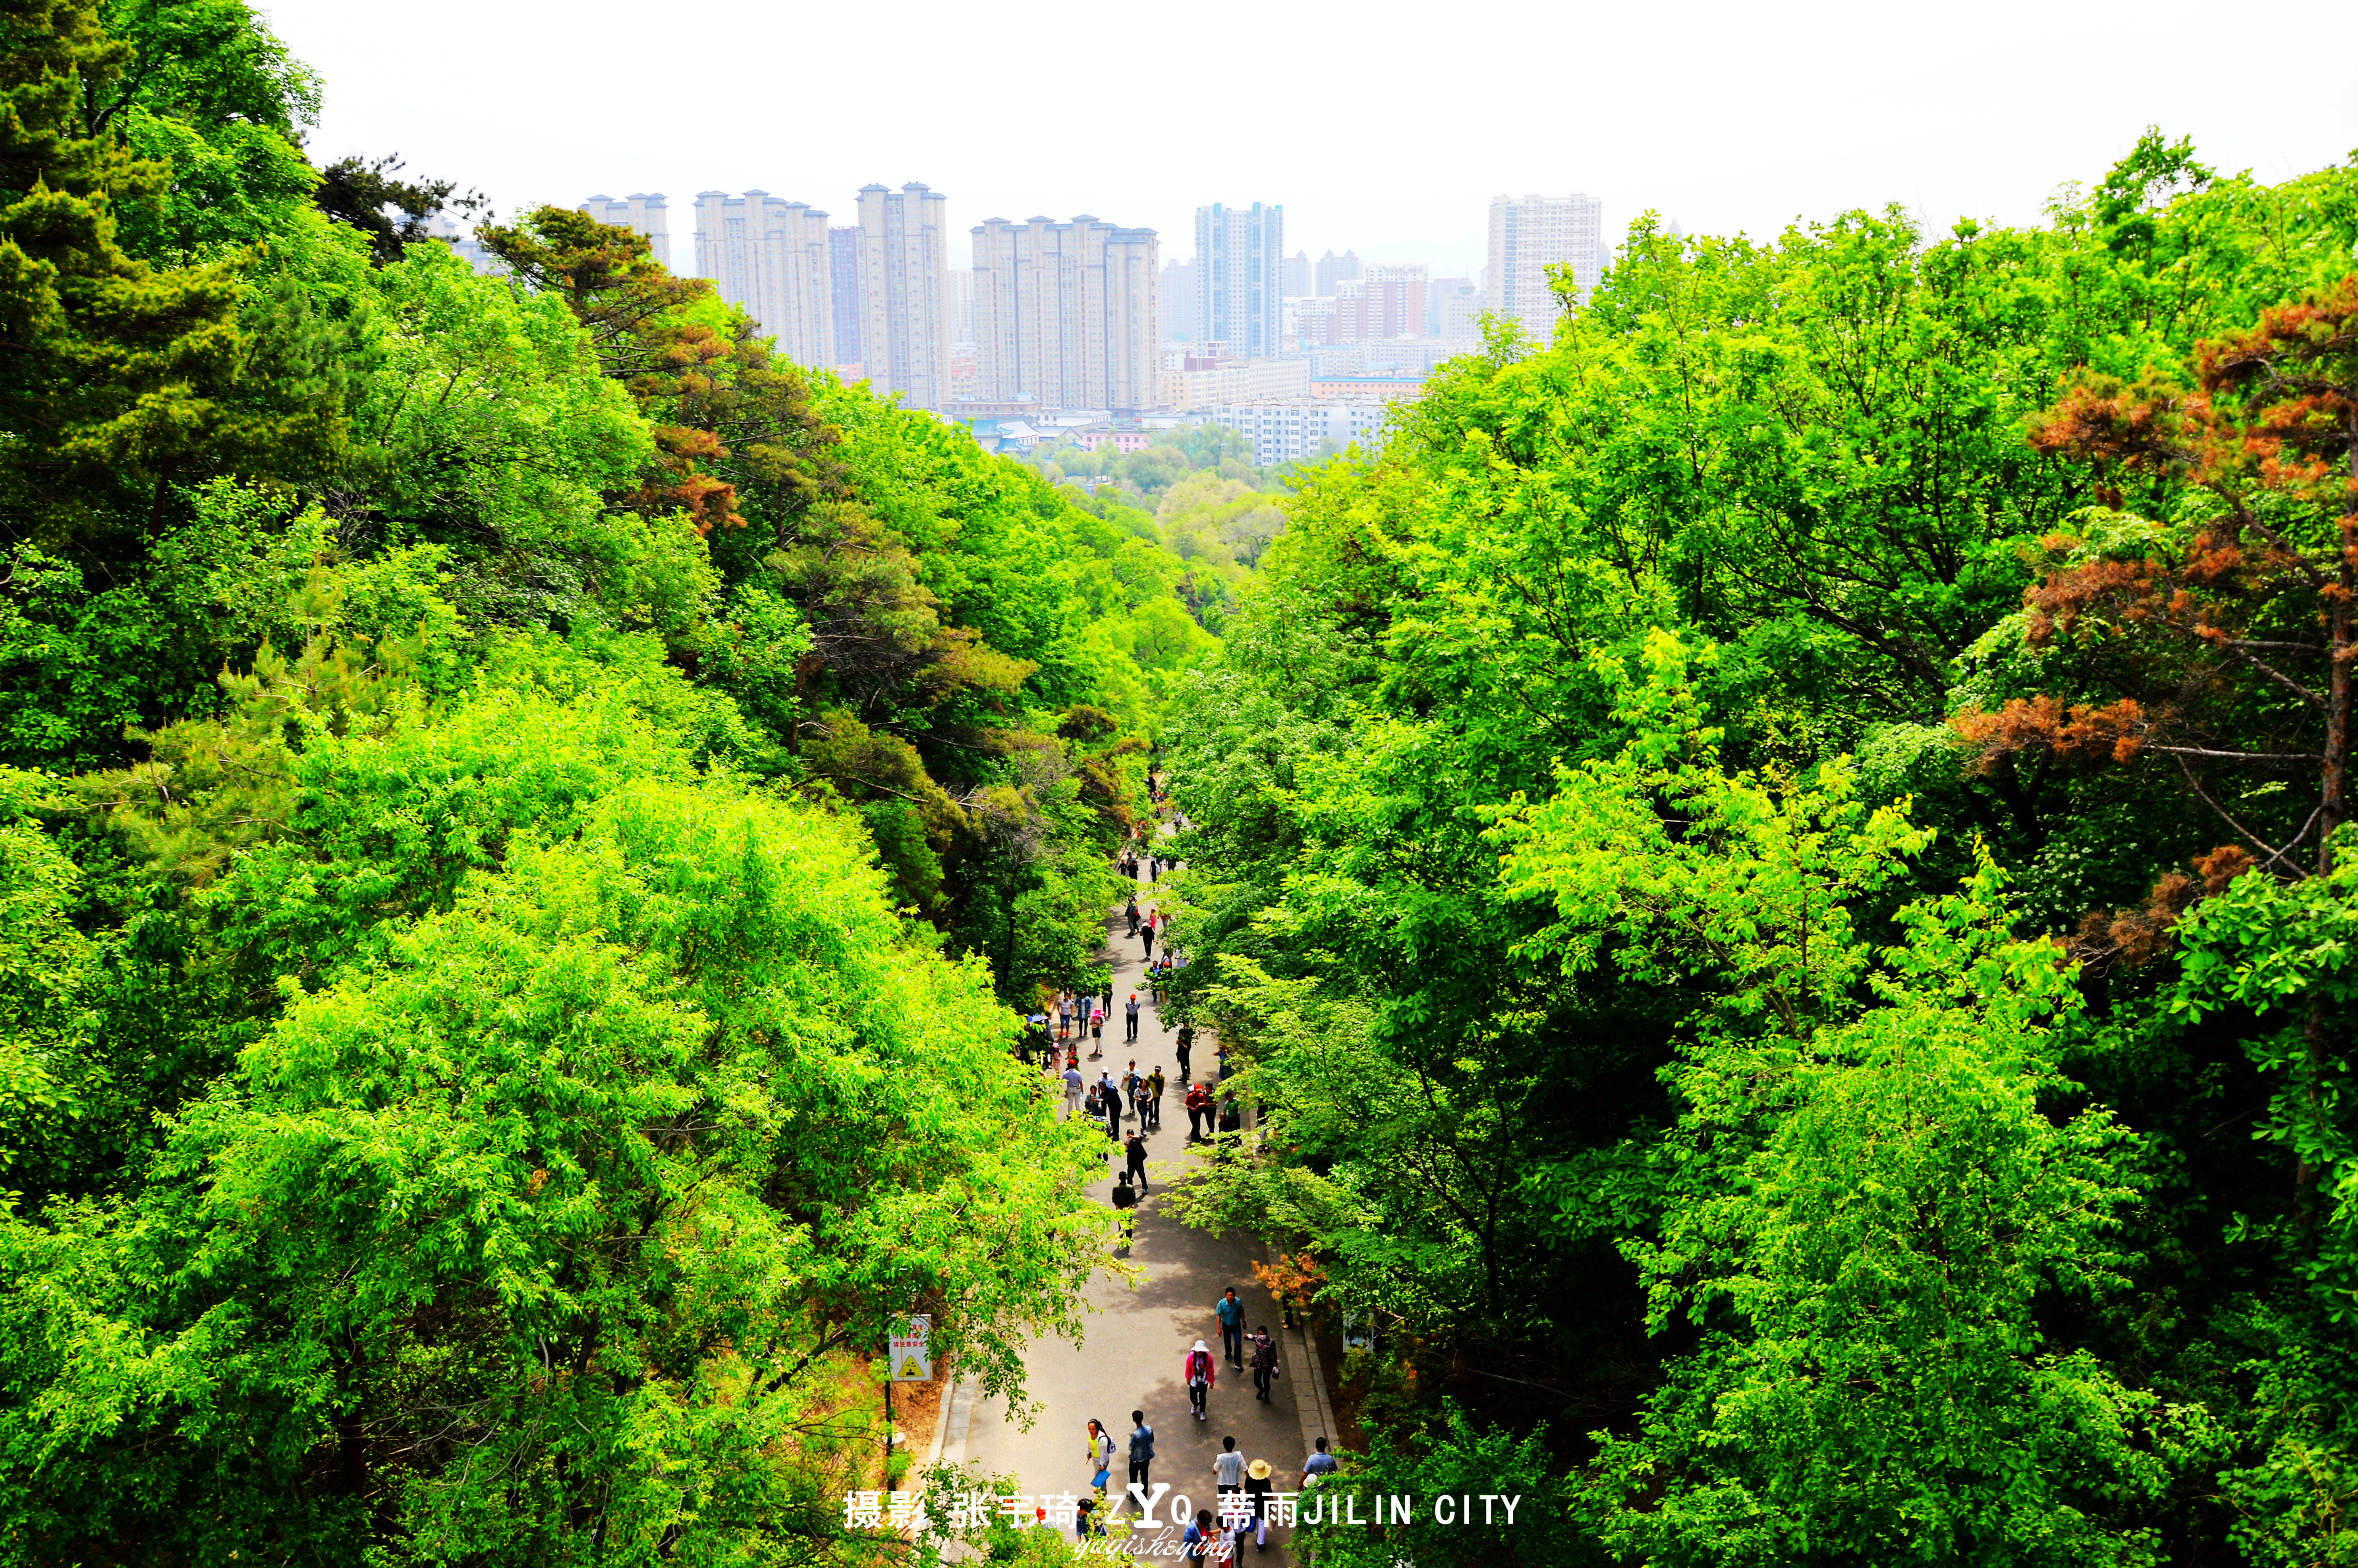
[264,0,2356,282]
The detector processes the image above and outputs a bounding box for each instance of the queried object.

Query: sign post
[890,1314,933,1382]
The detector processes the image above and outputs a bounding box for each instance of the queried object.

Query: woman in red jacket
[1184,1338,1217,1421]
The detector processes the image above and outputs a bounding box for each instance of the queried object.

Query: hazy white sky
[264,0,2358,278]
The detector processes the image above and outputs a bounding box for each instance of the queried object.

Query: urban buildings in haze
[1329,263,1427,343]
[690,191,835,370]
[1314,248,1361,296]
[1195,202,1284,359]
[580,193,673,269]
[855,182,953,409]
[1283,249,1311,298]
[970,214,1161,413]
[1431,275,1482,342]
[1160,259,1197,343]
[1486,192,1603,343]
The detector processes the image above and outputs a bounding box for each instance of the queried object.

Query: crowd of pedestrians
[1029,763,1334,1562]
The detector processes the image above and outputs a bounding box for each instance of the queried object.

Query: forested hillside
[0,1,1206,1560]
[1161,137,2358,1565]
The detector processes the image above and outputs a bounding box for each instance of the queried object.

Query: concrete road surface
[942,859,1323,1562]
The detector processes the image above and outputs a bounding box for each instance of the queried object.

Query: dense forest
[7,1,2358,1565]
[1163,134,2358,1567]
[0,0,1199,1560]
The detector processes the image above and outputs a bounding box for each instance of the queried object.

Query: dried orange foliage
[1954,276,2358,953]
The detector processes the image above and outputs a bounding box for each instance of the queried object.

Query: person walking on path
[1145,1066,1166,1132]
[1301,1437,1338,1489]
[1249,1328,1279,1402]
[1128,1410,1155,1496]
[1089,999,1105,1059]
[1123,1060,1143,1117]
[1214,1436,1244,1524]
[1125,1131,1150,1193]
[1184,1510,1213,1561]
[1242,1460,1274,1552]
[1086,1418,1115,1492]
[1101,1072,1124,1139]
[1175,1025,1194,1082]
[1215,1287,1247,1369]
[1125,993,1141,1043]
[1062,1062,1084,1119]
[1141,921,1156,960]
[1126,897,1141,936]
[1184,1339,1216,1421]
[1110,1170,1138,1241]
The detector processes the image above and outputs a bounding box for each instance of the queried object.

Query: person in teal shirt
[1215,1286,1246,1369]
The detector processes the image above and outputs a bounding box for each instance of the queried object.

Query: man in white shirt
[1063,1063,1085,1118]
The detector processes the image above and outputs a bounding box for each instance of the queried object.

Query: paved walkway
[937,847,1325,1562]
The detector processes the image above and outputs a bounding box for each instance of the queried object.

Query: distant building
[1430,275,1481,342]
[1284,294,1336,351]
[1314,248,1361,296]
[829,226,863,368]
[690,191,834,369]
[1208,399,1394,465]
[970,213,1161,414]
[855,182,954,410]
[1308,373,1426,401]
[1161,356,1309,411]
[1196,202,1284,360]
[579,193,672,269]
[1282,249,1311,298]
[1161,259,1198,343]
[425,210,502,276]
[1487,192,1603,344]
[948,264,976,346]
[1328,264,1427,343]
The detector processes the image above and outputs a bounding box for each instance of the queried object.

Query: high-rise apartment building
[690,191,834,369]
[1314,248,1362,296]
[579,193,672,269]
[828,226,862,369]
[1160,259,1197,343]
[970,214,1160,413]
[1283,249,1311,298]
[1487,192,1603,344]
[855,182,952,410]
[1195,202,1284,359]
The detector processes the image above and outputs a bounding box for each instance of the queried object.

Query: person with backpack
[1144,1066,1166,1132]
[1086,1417,1115,1492]
[1184,1338,1216,1421]
[1128,1409,1156,1494]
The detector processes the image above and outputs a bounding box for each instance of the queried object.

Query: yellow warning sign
[889,1315,933,1382]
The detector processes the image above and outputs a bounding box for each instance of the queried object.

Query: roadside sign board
[890,1315,933,1381]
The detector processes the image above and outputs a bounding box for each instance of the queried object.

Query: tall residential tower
[1194,201,1283,358]
[855,182,952,409]
[970,214,1159,413]
[580,193,673,269]
[1486,193,1603,345]
[690,191,834,370]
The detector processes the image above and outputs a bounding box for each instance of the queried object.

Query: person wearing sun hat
[1242,1458,1274,1551]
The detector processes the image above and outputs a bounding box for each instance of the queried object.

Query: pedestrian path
[943,836,1316,1562]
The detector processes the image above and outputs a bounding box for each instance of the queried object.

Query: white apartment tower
[855,182,952,410]
[689,191,835,370]
[1487,193,1603,344]
[1195,202,1283,359]
[579,193,672,270]
[971,215,1160,413]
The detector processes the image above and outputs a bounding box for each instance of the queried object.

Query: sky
[264,0,2358,280]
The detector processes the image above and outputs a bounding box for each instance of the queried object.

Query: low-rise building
[1161,357,1310,411]
[1208,400,1395,465]
[1309,374,1427,401]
